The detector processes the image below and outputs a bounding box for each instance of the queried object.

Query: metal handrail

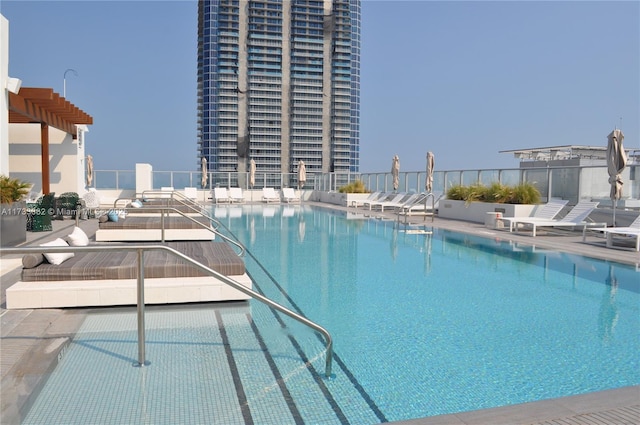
[0,244,334,378]
[115,190,209,217]
[103,205,244,256]
[139,190,222,226]
[396,192,437,224]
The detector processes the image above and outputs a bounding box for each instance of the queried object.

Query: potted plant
[319,180,372,206]
[439,182,542,223]
[1,175,31,246]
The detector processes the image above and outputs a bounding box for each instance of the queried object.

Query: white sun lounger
[510,201,605,238]
[502,199,569,232]
[593,215,640,251]
[228,187,245,203]
[365,193,408,211]
[262,188,280,203]
[351,191,383,208]
[380,193,421,212]
[282,188,301,203]
[397,191,443,217]
[213,187,231,204]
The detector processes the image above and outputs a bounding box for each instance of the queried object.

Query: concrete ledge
[95,228,215,241]
[6,274,252,309]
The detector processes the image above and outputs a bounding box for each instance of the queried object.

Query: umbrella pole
[613,202,616,227]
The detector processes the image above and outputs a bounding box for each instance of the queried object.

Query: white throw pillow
[67,226,89,246]
[40,238,74,265]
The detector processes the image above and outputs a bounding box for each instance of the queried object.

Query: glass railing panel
[170,172,193,190]
[444,171,461,191]
[500,170,520,186]
[94,171,117,190]
[479,170,499,186]
[461,170,479,185]
[522,169,550,200]
[117,171,136,190]
[153,172,173,189]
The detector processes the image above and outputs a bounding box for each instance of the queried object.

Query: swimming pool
[21,205,639,424]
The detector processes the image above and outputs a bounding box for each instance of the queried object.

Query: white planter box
[316,192,371,206]
[438,199,536,224]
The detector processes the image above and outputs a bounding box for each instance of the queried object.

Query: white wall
[1,15,10,175]
[9,123,84,195]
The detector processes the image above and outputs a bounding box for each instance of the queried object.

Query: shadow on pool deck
[1,205,638,425]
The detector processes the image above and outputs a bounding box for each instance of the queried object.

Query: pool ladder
[396,192,437,225]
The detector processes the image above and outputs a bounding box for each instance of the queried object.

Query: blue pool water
[21,205,639,424]
[228,205,640,418]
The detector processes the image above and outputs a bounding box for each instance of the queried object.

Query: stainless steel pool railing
[0,244,334,378]
[396,192,437,224]
[108,191,247,256]
[108,206,245,257]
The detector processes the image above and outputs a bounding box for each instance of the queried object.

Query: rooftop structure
[501,144,639,165]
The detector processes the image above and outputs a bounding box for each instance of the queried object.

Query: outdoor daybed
[95,216,215,241]
[6,241,252,309]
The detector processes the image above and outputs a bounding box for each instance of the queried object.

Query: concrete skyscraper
[197,0,361,184]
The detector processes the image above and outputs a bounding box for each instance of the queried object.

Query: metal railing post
[135,248,148,367]
[160,211,165,242]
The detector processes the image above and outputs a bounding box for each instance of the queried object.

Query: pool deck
[1,203,638,425]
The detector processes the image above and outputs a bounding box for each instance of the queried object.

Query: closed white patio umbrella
[606,129,627,225]
[297,160,306,189]
[426,151,435,193]
[86,155,94,187]
[391,155,400,191]
[201,156,208,189]
[249,159,256,202]
[249,159,256,188]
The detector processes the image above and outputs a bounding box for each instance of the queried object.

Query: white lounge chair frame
[364,193,406,211]
[228,187,245,203]
[213,187,230,204]
[351,191,383,208]
[510,201,605,238]
[593,215,640,251]
[282,188,301,203]
[502,199,569,232]
[262,188,280,203]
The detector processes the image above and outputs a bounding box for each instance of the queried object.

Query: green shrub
[0,175,31,204]
[446,182,540,204]
[338,180,369,193]
[509,183,541,204]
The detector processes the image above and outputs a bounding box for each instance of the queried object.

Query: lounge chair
[364,193,406,211]
[213,187,230,204]
[351,191,383,208]
[384,193,421,212]
[160,187,174,199]
[228,187,245,203]
[510,201,605,238]
[7,241,252,309]
[397,191,443,218]
[282,188,301,203]
[593,214,640,251]
[502,199,569,232]
[184,187,198,200]
[262,188,280,203]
